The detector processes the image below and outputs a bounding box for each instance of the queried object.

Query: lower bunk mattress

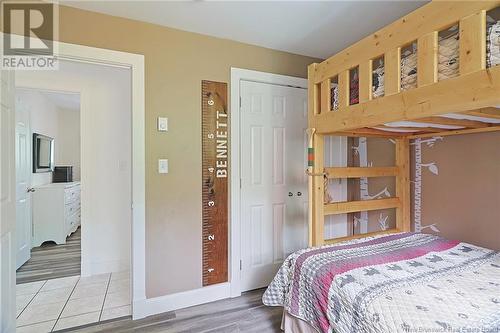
[263,232,500,333]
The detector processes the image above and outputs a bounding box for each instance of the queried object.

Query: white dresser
[32,182,81,247]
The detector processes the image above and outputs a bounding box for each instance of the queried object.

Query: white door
[240,80,308,291]
[15,97,31,269]
[0,70,17,333]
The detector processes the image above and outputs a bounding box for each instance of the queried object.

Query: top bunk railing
[308,1,500,134]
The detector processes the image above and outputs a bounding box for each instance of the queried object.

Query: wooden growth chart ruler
[201,80,228,286]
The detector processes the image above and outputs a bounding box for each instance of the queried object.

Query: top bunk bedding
[438,25,460,81]
[263,232,500,333]
[487,18,500,67]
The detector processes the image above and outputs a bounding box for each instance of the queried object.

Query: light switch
[158,159,169,174]
[158,117,168,132]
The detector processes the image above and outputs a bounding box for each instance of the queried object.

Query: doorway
[230,69,309,294]
[0,39,145,333]
[13,60,133,331]
[239,80,309,291]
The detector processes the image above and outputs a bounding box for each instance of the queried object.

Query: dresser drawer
[68,210,81,226]
[66,210,81,235]
[65,200,81,217]
[65,186,81,204]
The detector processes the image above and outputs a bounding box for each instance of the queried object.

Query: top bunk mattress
[263,232,500,333]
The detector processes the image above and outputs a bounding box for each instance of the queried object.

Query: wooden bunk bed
[263,3,500,333]
[307,0,500,247]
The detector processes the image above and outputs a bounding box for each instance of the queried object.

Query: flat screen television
[33,133,54,173]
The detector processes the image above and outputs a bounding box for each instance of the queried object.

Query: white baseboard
[81,259,130,277]
[132,282,231,320]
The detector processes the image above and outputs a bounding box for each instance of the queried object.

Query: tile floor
[16,271,131,332]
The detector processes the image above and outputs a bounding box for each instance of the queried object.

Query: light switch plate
[158,117,168,132]
[158,159,169,174]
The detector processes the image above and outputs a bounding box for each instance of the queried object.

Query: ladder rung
[324,198,401,215]
[325,167,399,179]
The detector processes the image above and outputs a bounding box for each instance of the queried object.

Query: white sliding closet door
[240,80,308,292]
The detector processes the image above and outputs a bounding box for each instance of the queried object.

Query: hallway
[17,228,81,284]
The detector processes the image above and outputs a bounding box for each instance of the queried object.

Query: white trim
[6,35,147,320]
[134,283,231,318]
[229,68,307,297]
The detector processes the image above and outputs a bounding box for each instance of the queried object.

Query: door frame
[229,68,307,297]
[4,34,147,320]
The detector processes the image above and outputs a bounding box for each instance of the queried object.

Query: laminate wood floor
[16,229,282,332]
[59,288,282,333]
[16,227,81,284]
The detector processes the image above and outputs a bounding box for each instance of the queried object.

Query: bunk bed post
[395,138,411,232]
[320,78,332,113]
[307,63,325,247]
[308,63,320,117]
[311,134,325,247]
[307,64,316,246]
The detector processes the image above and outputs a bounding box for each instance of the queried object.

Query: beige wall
[351,132,499,251]
[55,6,320,297]
[412,131,500,251]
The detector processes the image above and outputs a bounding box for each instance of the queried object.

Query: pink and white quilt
[262,232,500,333]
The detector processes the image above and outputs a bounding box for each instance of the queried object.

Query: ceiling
[62,1,427,59]
[40,91,80,112]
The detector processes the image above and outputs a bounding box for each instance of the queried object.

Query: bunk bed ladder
[308,137,411,247]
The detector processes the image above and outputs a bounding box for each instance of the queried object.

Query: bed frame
[308,1,500,247]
